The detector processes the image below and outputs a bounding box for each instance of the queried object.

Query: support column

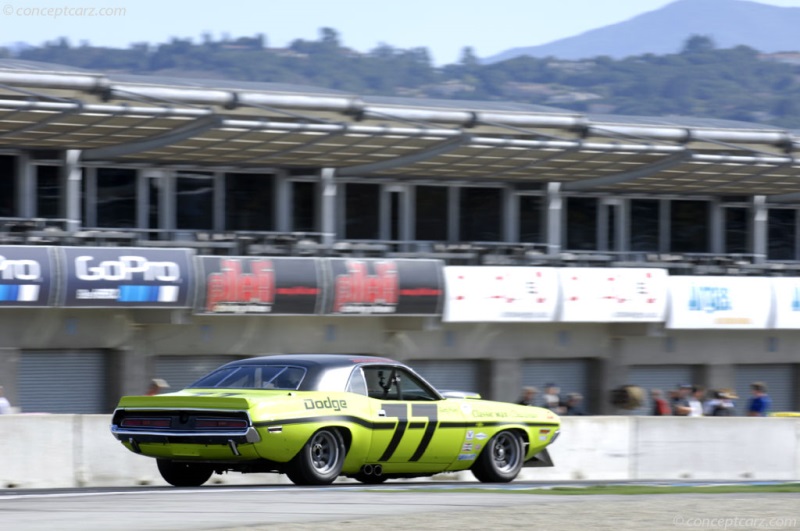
[136,169,149,229]
[617,199,630,252]
[401,185,414,250]
[710,198,723,254]
[84,166,97,227]
[502,186,517,243]
[659,199,670,253]
[488,359,523,404]
[546,182,562,256]
[598,337,629,415]
[0,348,20,412]
[703,364,735,394]
[213,171,224,232]
[274,170,291,232]
[160,170,176,235]
[16,152,35,218]
[447,186,459,243]
[753,195,767,263]
[64,150,82,232]
[320,168,337,246]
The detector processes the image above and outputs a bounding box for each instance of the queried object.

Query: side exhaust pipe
[361,464,373,475]
[373,464,383,477]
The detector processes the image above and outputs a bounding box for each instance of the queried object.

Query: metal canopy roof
[0,60,799,200]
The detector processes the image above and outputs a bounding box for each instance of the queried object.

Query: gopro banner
[59,247,194,308]
[325,258,444,315]
[0,246,56,307]
[559,268,668,322]
[443,266,558,322]
[667,276,772,329]
[195,256,323,315]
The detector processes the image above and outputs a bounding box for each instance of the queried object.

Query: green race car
[111,354,560,486]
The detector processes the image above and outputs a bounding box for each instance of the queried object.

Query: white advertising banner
[443,266,558,322]
[771,278,800,328]
[558,268,668,322]
[667,276,772,329]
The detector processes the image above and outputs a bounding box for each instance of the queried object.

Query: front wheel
[471,430,525,483]
[157,459,213,487]
[287,428,346,485]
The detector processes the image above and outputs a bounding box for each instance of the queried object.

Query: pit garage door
[522,359,589,410]
[734,364,795,415]
[626,365,695,416]
[154,355,244,391]
[18,350,107,414]
[407,360,482,396]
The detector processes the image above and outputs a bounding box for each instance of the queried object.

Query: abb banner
[667,276,772,329]
[559,268,668,322]
[443,266,558,322]
[325,259,444,315]
[196,256,323,315]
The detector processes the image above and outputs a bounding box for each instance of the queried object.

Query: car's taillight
[120,418,172,428]
[195,418,248,429]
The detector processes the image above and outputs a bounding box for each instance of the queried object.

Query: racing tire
[156,459,213,487]
[287,428,346,486]
[471,430,525,483]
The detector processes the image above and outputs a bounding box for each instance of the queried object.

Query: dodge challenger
[110,354,560,486]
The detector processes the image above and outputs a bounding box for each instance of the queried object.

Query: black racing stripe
[438,421,560,429]
[378,404,408,461]
[409,404,439,462]
[253,415,395,430]
[408,421,426,429]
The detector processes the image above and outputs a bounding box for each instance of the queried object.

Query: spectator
[650,388,671,416]
[564,392,586,415]
[688,385,705,417]
[145,378,170,396]
[542,383,566,414]
[0,386,11,414]
[672,384,693,416]
[704,389,737,416]
[747,381,772,417]
[517,386,538,406]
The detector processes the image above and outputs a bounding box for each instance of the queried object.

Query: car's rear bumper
[111,425,261,450]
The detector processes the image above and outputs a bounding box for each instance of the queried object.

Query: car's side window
[363,366,439,401]
[345,368,368,396]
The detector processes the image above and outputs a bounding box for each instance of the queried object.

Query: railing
[1,218,799,273]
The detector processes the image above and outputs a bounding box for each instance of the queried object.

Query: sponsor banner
[59,247,194,308]
[195,256,323,315]
[771,278,800,328]
[325,258,444,315]
[0,246,55,307]
[443,266,558,322]
[667,276,772,329]
[559,268,668,322]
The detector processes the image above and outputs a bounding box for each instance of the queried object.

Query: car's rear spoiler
[116,394,251,410]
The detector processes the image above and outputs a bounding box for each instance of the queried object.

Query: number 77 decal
[378,403,438,462]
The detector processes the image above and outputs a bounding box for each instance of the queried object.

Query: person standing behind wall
[517,386,538,406]
[747,381,772,417]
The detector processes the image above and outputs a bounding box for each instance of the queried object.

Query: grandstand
[0,59,797,415]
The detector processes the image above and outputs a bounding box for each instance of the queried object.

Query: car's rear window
[189,365,306,390]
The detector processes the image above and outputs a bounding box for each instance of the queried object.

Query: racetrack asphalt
[1,483,798,531]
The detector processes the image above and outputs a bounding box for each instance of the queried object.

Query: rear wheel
[287,429,346,486]
[156,459,213,487]
[471,431,524,483]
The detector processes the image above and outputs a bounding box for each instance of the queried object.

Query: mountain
[484,0,800,63]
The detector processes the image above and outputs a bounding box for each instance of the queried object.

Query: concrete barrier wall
[1,415,798,488]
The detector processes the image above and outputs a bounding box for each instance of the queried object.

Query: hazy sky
[2,0,800,64]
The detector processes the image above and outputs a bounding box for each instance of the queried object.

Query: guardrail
[0,415,797,488]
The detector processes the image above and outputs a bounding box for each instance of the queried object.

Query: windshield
[189,365,306,390]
